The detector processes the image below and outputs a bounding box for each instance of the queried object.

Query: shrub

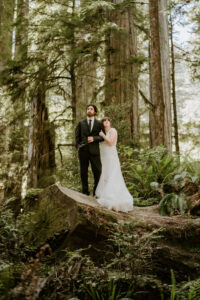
[158,193,187,216]
[0,207,29,299]
[165,270,200,300]
[120,146,181,203]
[120,146,200,214]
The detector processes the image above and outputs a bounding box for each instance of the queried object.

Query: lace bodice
[100,128,117,149]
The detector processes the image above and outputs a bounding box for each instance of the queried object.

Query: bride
[95,117,133,212]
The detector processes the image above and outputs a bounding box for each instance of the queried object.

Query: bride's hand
[99,130,105,137]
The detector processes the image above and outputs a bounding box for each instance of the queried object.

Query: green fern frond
[80,0,114,18]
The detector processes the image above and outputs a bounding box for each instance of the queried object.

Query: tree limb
[57,143,75,166]
[139,89,155,111]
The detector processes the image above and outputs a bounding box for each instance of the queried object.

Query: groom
[75,104,104,196]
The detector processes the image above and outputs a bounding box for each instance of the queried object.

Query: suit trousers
[78,148,102,196]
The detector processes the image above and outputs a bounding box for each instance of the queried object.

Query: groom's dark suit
[75,118,104,195]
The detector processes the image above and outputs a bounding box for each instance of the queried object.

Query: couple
[75,104,133,213]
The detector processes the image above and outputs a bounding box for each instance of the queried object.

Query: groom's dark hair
[86,104,98,114]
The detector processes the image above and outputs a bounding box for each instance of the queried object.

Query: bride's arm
[99,129,117,146]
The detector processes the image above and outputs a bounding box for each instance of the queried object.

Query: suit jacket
[75,118,104,155]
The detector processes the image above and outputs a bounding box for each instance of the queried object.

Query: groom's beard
[87,113,95,117]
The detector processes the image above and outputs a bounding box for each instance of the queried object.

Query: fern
[120,145,199,209]
[170,270,176,300]
[175,277,200,300]
[158,193,187,216]
[85,280,120,300]
[80,0,114,19]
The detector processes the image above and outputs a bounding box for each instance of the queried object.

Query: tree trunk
[149,43,155,148]
[129,8,139,142]
[76,60,97,118]
[0,0,18,198]
[105,0,139,141]
[28,68,56,189]
[70,62,77,125]
[76,0,98,119]
[70,0,77,124]
[158,0,172,151]
[15,0,29,60]
[0,1,3,71]
[4,0,29,198]
[0,0,14,70]
[149,0,165,147]
[169,8,180,155]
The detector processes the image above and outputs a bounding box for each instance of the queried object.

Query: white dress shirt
[87,117,95,132]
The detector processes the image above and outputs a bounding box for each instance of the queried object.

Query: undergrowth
[119,146,200,216]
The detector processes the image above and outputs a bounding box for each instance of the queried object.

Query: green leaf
[158,193,187,216]
[150,182,159,190]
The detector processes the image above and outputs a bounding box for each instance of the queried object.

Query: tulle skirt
[95,143,133,212]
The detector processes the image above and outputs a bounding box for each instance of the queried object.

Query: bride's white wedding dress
[95,128,133,212]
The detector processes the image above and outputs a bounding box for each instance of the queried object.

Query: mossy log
[26,184,122,251]
[27,184,200,282]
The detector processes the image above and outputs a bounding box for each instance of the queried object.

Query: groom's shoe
[83,191,90,196]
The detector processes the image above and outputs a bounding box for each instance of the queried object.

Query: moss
[95,209,118,223]
[25,197,70,248]
[38,175,56,188]
[24,188,43,210]
[77,205,118,231]
[0,265,17,299]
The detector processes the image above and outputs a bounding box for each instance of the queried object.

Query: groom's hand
[88,136,94,143]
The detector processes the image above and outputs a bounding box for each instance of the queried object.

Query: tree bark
[14,0,29,60]
[5,0,29,198]
[149,0,165,147]
[70,62,77,125]
[169,8,180,155]
[76,0,98,119]
[28,68,55,189]
[105,0,139,141]
[158,0,172,151]
[76,57,97,119]
[0,0,18,198]
[0,0,14,70]
[70,0,77,124]
[0,1,3,71]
